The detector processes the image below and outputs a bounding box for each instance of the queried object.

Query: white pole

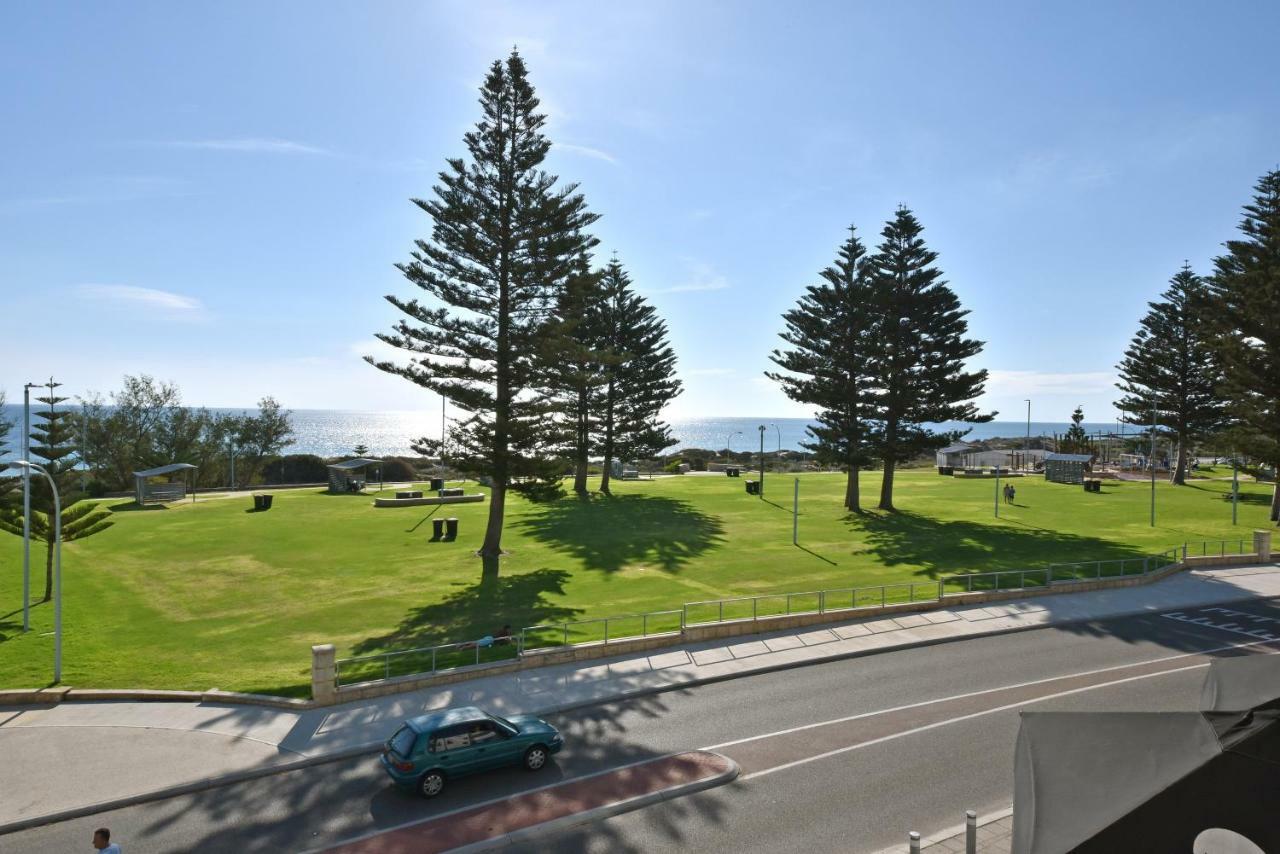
[793,477,799,545]
[51,471,61,683]
[21,384,32,632]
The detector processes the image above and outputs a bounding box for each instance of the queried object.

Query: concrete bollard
[1254,529,1272,562]
[311,643,336,705]
[966,810,977,854]
[908,831,921,854]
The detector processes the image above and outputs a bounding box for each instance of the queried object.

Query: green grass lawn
[0,470,1272,696]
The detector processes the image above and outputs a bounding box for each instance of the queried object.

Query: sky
[2,1,1278,427]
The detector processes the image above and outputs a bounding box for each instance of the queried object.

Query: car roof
[406,706,490,733]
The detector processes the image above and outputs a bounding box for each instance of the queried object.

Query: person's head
[93,828,111,850]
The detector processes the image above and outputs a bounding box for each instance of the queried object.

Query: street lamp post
[21,382,38,632]
[758,425,766,498]
[1150,403,1157,527]
[1024,399,1031,471]
[772,424,781,454]
[725,430,742,462]
[9,460,61,682]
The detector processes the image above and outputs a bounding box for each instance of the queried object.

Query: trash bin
[445,517,459,540]
[429,478,444,491]
[746,480,759,495]
[261,493,273,510]
[432,518,445,540]
[253,493,272,511]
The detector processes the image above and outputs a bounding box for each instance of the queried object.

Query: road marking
[704,635,1276,753]
[737,659,1216,781]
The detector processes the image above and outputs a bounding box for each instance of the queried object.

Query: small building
[327,458,382,493]
[133,463,198,505]
[959,449,1048,471]
[936,442,975,470]
[1044,452,1093,485]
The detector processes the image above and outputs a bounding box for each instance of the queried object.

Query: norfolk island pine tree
[864,207,992,511]
[1115,264,1225,485]
[366,50,599,578]
[768,226,880,512]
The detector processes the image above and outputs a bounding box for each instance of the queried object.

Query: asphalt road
[6,599,1277,854]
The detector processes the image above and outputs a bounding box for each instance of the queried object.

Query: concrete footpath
[3,563,1280,832]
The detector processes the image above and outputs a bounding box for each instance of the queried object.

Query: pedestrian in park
[1009,484,1017,504]
[93,828,122,854]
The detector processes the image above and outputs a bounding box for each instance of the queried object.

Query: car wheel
[523,745,549,771]
[419,770,445,798]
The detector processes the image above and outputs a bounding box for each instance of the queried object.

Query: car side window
[430,725,471,753]
[469,720,505,744]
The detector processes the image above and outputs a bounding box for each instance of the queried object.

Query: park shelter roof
[133,463,198,478]
[1044,453,1092,462]
[327,458,381,471]
[938,442,974,454]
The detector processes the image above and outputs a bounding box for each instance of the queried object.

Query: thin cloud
[985,369,1117,396]
[651,262,730,294]
[684,368,734,377]
[78,284,203,313]
[160,138,332,156]
[554,142,617,164]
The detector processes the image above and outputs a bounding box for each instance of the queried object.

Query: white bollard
[909,830,921,854]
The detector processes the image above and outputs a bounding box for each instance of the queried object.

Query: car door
[428,725,484,777]
[468,720,519,770]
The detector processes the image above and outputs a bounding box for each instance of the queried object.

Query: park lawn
[0,470,1273,696]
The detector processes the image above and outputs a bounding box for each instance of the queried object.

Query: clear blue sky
[3,1,1277,425]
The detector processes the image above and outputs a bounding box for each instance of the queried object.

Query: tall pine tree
[767,226,879,511]
[0,381,112,601]
[866,208,992,511]
[1115,264,1224,484]
[595,258,681,495]
[367,51,599,576]
[1209,169,1280,521]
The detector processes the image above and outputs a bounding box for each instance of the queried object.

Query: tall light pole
[441,394,447,468]
[9,460,61,682]
[21,382,38,632]
[1024,399,1031,471]
[758,425,766,498]
[1150,402,1157,527]
[772,423,781,454]
[725,430,742,462]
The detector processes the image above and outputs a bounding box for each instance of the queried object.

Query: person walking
[1009,484,1017,505]
[93,828,122,854]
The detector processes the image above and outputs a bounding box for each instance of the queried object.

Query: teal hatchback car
[381,706,564,798]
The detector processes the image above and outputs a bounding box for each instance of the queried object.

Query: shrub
[263,454,328,484]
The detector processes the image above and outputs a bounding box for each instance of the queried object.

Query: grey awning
[133,463,198,478]
[327,458,381,471]
[938,443,974,453]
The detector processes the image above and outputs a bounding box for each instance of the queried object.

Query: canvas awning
[326,458,381,471]
[133,463,198,478]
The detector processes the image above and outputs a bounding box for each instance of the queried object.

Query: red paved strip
[323,750,732,854]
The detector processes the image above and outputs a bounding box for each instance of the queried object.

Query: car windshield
[388,725,416,758]
[491,714,517,732]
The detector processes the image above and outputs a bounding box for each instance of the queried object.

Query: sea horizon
[1,404,1131,459]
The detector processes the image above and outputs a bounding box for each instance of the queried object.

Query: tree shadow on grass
[849,509,1153,580]
[514,494,725,574]
[352,568,582,656]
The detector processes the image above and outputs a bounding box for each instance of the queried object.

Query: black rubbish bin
[430,478,444,491]
[432,518,445,540]
[746,480,759,495]
[252,494,264,511]
[445,517,459,540]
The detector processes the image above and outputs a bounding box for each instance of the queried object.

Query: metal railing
[1186,538,1250,557]
[520,610,684,651]
[682,581,944,627]
[331,542,1223,686]
[335,637,521,687]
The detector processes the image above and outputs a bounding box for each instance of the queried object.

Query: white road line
[703,635,1277,753]
[739,660,1215,781]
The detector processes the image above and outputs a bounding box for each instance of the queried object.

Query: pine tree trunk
[600,378,616,496]
[878,420,897,511]
[1172,440,1188,485]
[481,482,506,557]
[573,387,589,495]
[844,467,860,512]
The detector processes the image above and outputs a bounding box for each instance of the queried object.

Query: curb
[0,739,383,836]
[440,751,740,854]
[4,588,1276,836]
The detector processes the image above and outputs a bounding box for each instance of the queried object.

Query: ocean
[0,404,1124,458]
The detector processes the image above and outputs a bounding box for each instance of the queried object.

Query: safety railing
[332,543,1210,686]
[1186,538,1250,557]
[682,581,944,627]
[335,637,521,687]
[520,610,684,651]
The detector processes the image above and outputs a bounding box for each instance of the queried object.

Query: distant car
[381,706,564,798]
